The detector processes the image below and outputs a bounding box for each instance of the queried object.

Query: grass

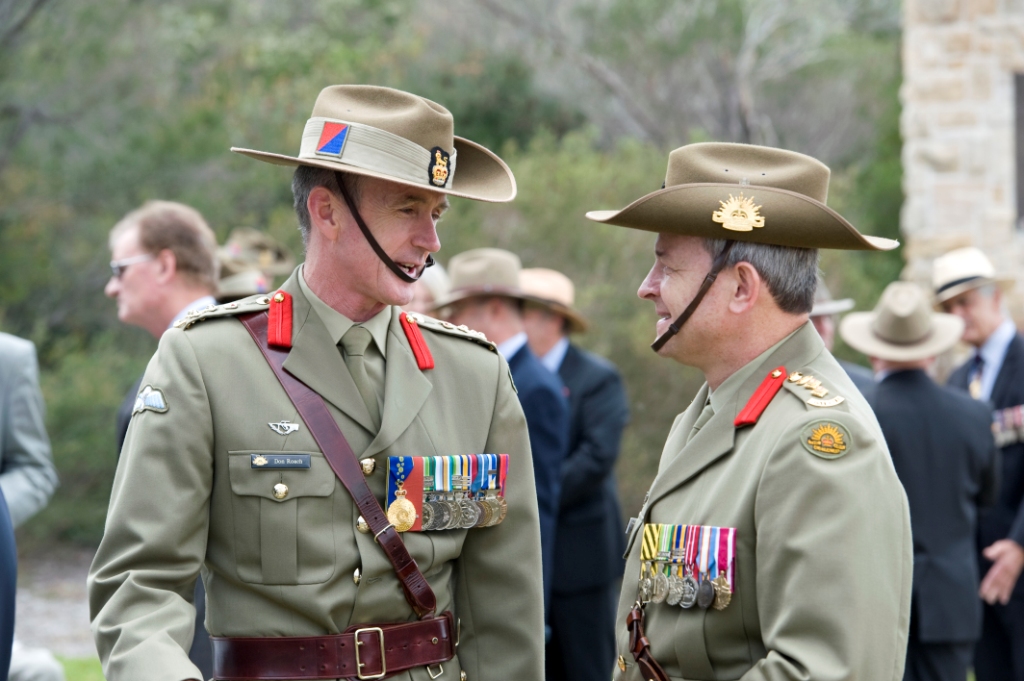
[58,656,104,681]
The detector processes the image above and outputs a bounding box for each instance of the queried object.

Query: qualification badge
[132,385,168,415]
[712,193,764,232]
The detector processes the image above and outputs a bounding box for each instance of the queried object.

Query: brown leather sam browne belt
[212,612,455,680]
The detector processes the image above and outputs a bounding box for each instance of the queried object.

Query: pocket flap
[228,451,335,501]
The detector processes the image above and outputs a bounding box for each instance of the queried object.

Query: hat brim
[933,276,1015,304]
[430,286,530,312]
[810,298,855,317]
[520,296,589,334]
[231,136,516,203]
[585,183,898,251]
[839,312,964,362]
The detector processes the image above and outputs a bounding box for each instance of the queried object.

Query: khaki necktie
[686,401,714,444]
[341,326,381,430]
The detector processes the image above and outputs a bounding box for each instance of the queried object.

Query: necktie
[341,326,381,430]
[969,353,984,400]
[687,401,714,444]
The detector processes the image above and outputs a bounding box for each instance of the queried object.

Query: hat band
[299,117,457,189]
[935,275,986,295]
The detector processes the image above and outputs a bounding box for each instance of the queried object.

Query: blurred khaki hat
[586,142,898,251]
[216,256,272,303]
[810,279,855,317]
[231,85,516,203]
[431,248,527,310]
[932,246,1014,303]
[840,282,963,362]
[218,227,295,278]
[519,268,588,333]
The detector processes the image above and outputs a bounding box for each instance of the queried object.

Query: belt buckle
[428,664,444,679]
[354,627,386,680]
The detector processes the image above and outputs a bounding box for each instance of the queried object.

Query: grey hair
[291,166,364,248]
[700,239,820,314]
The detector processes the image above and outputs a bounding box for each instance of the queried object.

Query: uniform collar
[708,327,796,415]
[298,265,391,357]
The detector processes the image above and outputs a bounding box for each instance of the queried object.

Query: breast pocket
[228,451,336,585]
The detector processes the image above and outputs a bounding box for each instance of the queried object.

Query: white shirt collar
[539,336,570,373]
[170,295,218,329]
[976,318,1017,401]
[497,331,529,362]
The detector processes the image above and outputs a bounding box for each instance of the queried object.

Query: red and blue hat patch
[316,122,349,157]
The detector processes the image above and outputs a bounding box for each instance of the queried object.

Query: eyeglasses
[109,253,155,279]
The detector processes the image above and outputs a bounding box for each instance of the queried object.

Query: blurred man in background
[934,246,1024,681]
[842,281,999,681]
[809,278,875,397]
[438,248,570,629]
[519,267,629,681]
[0,331,61,681]
[104,200,219,679]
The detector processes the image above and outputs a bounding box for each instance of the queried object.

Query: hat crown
[311,85,454,153]
[520,268,576,307]
[665,143,831,204]
[932,246,996,291]
[448,248,522,293]
[870,283,934,344]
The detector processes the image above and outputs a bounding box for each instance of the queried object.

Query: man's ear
[728,261,761,314]
[308,186,343,242]
[154,249,177,285]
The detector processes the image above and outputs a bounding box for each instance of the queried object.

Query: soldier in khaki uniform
[585,142,912,680]
[88,85,545,681]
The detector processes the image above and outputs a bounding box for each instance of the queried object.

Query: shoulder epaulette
[780,369,847,409]
[735,366,787,427]
[173,295,271,331]
[403,312,497,353]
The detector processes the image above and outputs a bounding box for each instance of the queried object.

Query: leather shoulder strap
[239,311,437,618]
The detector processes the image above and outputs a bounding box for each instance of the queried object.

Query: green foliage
[58,656,105,681]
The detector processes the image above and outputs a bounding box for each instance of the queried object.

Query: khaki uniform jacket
[88,271,545,681]
[615,323,912,681]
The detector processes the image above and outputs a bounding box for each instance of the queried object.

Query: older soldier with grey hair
[587,142,911,681]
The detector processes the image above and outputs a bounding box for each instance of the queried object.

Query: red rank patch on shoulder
[400,312,434,370]
[267,291,293,348]
[734,366,786,427]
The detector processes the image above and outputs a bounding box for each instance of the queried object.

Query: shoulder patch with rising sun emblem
[801,421,851,460]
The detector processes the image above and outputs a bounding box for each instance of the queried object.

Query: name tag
[251,453,311,469]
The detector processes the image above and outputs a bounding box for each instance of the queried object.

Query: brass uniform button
[461,673,467,681]
[617,655,627,672]
[272,483,289,500]
[360,458,376,475]
[356,515,370,533]
[353,568,361,585]
[273,292,285,303]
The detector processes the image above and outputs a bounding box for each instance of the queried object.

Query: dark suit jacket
[508,344,570,614]
[840,359,876,401]
[0,488,16,680]
[948,333,1024,556]
[553,343,629,593]
[875,369,998,642]
[116,375,143,455]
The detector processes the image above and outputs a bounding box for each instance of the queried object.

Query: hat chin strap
[650,241,736,353]
[334,172,434,284]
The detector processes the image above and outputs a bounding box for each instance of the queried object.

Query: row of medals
[388,487,508,532]
[640,563,732,611]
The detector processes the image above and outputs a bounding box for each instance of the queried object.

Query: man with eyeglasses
[104,199,219,679]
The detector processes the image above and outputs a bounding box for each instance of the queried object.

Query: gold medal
[387,486,417,532]
[712,573,732,610]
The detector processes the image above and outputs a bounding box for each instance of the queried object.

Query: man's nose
[104,277,120,299]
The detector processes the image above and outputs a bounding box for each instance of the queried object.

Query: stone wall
[902,0,1024,320]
